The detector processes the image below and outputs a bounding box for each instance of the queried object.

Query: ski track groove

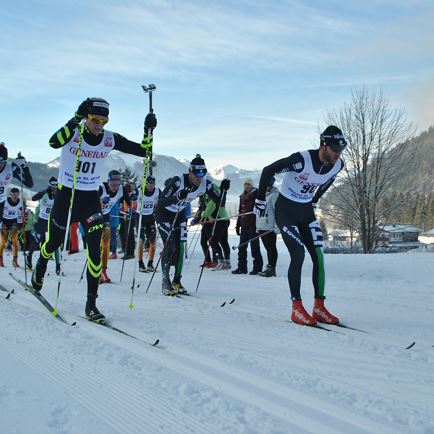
[4,296,382,434]
[0,302,219,434]
[3,266,432,433]
[167,325,434,411]
[71,312,398,434]
[156,294,432,376]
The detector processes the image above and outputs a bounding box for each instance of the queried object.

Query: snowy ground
[0,232,433,434]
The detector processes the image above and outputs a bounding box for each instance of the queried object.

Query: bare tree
[321,87,414,253]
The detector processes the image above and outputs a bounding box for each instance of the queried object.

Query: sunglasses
[193,171,206,178]
[327,142,346,153]
[88,114,109,125]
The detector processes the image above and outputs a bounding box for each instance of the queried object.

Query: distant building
[419,228,434,245]
[377,224,423,251]
[329,229,358,242]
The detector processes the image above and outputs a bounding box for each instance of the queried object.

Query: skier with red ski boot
[254,125,346,326]
[99,170,131,284]
[31,97,156,321]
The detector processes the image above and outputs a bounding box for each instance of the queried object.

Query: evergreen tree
[119,167,139,189]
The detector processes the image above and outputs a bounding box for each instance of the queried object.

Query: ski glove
[16,154,27,169]
[253,199,267,218]
[220,178,230,191]
[76,98,92,119]
[177,189,190,200]
[144,113,157,130]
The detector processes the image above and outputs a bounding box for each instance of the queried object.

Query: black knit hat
[0,142,8,161]
[10,187,19,194]
[189,154,207,177]
[146,175,156,183]
[320,125,347,151]
[89,97,109,117]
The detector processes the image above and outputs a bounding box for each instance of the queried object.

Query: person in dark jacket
[232,178,263,275]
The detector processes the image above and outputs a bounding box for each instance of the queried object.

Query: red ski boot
[291,300,317,326]
[99,268,111,284]
[312,298,339,325]
[12,256,20,268]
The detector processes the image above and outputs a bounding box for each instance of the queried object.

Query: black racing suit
[155,175,223,289]
[258,150,343,300]
[38,117,151,299]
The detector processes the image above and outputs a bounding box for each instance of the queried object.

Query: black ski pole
[120,208,133,282]
[129,84,156,310]
[195,190,226,293]
[232,229,274,251]
[79,259,87,282]
[145,207,182,294]
[17,153,28,284]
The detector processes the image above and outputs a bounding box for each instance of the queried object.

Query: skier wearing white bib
[0,143,33,225]
[135,175,161,273]
[26,177,60,273]
[32,97,157,320]
[155,155,230,296]
[0,187,23,268]
[99,170,131,284]
[254,126,346,326]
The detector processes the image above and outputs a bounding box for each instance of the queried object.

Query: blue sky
[1,0,434,169]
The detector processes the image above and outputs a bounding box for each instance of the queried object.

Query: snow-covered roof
[330,229,354,237]
[379,225,423,233]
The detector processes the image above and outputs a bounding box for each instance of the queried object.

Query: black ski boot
[31,258,47,292]
[162,277,177,296]
[138,260,147,272]
[85,295,105,322]
[147,261,155,272]
[258,265,276,277]
[172,281,188,295]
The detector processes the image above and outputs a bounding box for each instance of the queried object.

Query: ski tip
[52,308,58,317]
[405,342,416,350]
[220,302,226,307]
[229,298,236,304]
[5,293,11,300]
[71,321,77,326]
[129,303,134,311]
[152,339,160,346]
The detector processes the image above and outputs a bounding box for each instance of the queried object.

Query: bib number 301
[77,161,96,174]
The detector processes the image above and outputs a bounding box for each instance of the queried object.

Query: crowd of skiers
[0,96,348,326]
